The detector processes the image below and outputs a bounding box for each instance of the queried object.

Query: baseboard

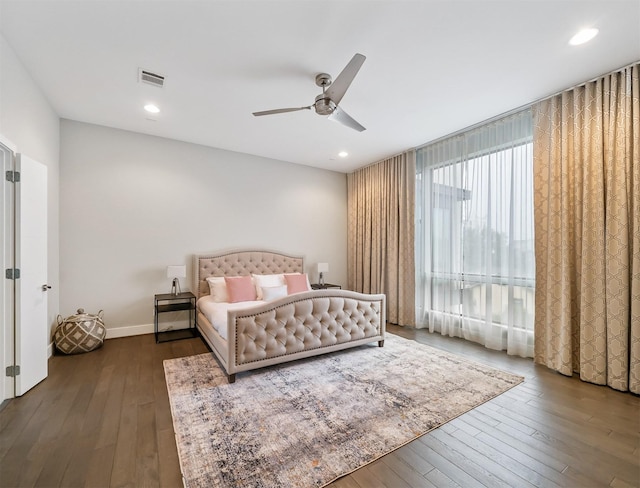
[106,323,154,339]
[47,324,154,358]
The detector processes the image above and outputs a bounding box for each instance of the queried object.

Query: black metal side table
[154,291,197,343]
[310,283,342,290]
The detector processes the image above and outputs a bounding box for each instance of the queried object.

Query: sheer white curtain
[416,109,535,357]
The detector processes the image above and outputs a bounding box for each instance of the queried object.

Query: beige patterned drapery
[347,151,416,326]
[533,63,640,393]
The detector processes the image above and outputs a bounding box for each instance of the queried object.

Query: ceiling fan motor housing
[314,94,336,115]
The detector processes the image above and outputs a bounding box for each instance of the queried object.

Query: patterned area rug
[163,333,523,488]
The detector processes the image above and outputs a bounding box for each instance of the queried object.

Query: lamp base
[170,278,181,296]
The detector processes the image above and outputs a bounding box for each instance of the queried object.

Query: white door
[15,154,48,396]
[1,138,16,401]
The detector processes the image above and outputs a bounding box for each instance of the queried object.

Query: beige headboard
[193,250,304,299]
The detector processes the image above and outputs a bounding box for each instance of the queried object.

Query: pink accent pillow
[224,275,257,303]
[284,273,310,294]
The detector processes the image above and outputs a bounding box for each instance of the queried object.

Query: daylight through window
[415,109,534,357]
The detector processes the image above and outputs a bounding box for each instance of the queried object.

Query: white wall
[0,33,60,337]
[60,120,347,333]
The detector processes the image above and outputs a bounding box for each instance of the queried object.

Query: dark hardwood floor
[1,326,638,487]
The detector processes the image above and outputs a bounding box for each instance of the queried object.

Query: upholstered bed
[193,250,386,383]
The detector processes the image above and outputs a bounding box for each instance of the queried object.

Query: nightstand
[311,283,342,290]
[154,292,197,343]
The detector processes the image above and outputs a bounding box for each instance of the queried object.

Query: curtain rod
[414,59,640,151]
[535,59,639,104]
[352,148,416,173]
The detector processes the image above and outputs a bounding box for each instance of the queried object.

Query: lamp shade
[317,262,329,273]
[167,265,186,279]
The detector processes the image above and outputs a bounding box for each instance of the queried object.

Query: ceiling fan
[252,53,366,132]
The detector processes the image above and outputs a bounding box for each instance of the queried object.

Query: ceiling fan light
[314,95,336,116]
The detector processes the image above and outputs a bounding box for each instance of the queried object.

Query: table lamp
[317,262,329,287]
[167,265,186,295]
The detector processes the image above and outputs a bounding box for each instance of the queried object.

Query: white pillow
[252,273,285,299]
[206,276,228,303]
[261,285,288,301]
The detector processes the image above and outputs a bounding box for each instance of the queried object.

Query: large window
[416,109,534,357]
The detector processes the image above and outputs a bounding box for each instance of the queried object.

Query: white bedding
[197,295,265,341]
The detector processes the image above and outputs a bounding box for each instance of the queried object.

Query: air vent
[138,68,165,88]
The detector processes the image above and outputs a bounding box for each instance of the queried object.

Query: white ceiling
[1,1,639,173]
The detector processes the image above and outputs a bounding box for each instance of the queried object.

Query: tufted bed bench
[193,250,386,383]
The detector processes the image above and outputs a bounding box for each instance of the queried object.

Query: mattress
[196,295,265,341]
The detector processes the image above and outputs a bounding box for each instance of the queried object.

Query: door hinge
[5,170,20,183]
[5,268,20,279]
[6,365,20,377]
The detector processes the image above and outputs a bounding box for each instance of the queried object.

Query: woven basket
[54,308,106,354]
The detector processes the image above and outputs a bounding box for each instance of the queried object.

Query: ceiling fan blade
[253,106,311,116]
[328,106,366,132]
[326,53,366,105]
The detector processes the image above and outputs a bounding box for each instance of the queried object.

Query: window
[416,109,534,357]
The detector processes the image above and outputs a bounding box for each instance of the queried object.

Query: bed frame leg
[378,340,384,347]
[228,374,236,384]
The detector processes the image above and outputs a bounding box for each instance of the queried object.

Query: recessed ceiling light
[338,151,349,158]
[569,28,599,46]
[144,104,160,113]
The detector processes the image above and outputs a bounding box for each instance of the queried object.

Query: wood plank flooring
[1,326,638,487]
